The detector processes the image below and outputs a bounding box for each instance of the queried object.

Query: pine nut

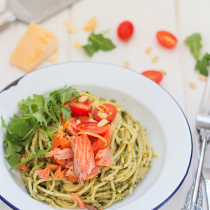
[97,119,108,127]
[152,56,158,63]
[199,75,207,81]
[159,69,166,75]
[98,112,108,119]
[89,119,97,122]
[189,82,196,89]
[76,119,81,125]
[78,95,88,103]
[145,47,151,54]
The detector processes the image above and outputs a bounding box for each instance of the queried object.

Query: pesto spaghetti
[2,88,155,210]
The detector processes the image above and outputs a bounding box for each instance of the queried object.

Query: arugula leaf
[33,94,45,110]
[28,110,48,126]
[61,105,71,120]
[195,53,210,76]
[83,44,99,57]
[12,118,30,138]
[83,32,116,57]
[18,97,37,113]
[9,148,48,170]
[185,33,202,61]
[4,140,22,166]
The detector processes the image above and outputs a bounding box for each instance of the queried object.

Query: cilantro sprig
[83,32,116,57]
[1,86,80,170]
[185,33,210,76]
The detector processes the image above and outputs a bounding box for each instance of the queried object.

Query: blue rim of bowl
[0,61,193,210]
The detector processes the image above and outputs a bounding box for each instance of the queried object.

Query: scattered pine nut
[83,17,97,31]
[152,56,158,63]
[98,112,108,119]
[89,119,97,122]
[76,120,81,125]
[78,95,88,103]
[159,69,166,75]
[63,21,78,33]
[199,75,207,81]
[74,41,82,49]
[97,119,108,127]
[124,61,129,68]
[145,47,151,54]
[189,82,196,89]
[49,58,58,64]
[152,153,159,157]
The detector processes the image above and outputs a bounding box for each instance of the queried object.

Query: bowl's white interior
[0,62,192,210]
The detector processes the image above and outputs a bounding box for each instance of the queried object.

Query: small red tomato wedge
[142,70,163,84]
[93,104,117,122]
[117,21,134,41]
[156,31,177,48]
[76,122,108,136]
[65,99,92,116]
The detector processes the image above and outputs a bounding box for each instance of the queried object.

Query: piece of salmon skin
[71,134,95,184]
[95,147,112,167]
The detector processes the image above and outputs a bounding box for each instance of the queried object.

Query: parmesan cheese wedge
[83,17,97,31]
[10,22,58,72]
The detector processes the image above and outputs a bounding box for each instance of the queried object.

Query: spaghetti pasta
[20,92,154,209]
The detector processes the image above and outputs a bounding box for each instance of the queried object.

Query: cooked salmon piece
[85,205,97,210]
[71,134,95,184]
[17,154,28,172]
[85,166,102,180]
[91,125,112,155]
[95,147,112,168]
[46,148,73,160]
[65,119,78,136]
[49,164,60,171]
[55,166,61,179]
[66,167,79,182]
[66,160,74,168]
[51,133,71,150]
[71,193,85,209]
[36,167,50,179]
[52,156,66,168]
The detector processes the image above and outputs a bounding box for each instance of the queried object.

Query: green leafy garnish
[185,33,210,76]
[1,86,80,170]
[185,33,202,61]
[83,32,116,57]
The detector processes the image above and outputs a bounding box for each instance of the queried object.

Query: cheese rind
[10,22,58,72]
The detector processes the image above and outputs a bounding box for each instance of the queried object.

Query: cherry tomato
[156,31,177,48]
[65,99,92,116]
[117,21,134,41]
[142,70,163,84]
[93,104,117,122]
[76,122,108,136]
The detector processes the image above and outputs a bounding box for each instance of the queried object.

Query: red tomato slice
[65,99,92,116]
[117,21,134,41]
[93,104,117,122]
[142,70,163,84]
[76,122,108,136]
[156,31,177,48]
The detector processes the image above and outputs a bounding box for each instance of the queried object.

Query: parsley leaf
[185,33,202,61]
[195,53,210,76]
[61,105,71,120]
[83,32,116,57]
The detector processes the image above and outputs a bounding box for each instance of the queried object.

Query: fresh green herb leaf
[185,33,202,61]
[83,32,116,57]
[33,94,45,110]
[83,44,99,57]
[195,53,210,76]
[61,105,71,120]
[28,110,48,126]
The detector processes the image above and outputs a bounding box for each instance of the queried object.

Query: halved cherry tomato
[65,99,92,116]
[76,122,108,136]
[93,104,117,122]
[142,70,163,84]
[117,21,134,41]
[156,31,177,48]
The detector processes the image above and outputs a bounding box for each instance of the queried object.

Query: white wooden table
[1,0,210,209]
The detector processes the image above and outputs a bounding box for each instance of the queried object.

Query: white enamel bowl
[0,62,192,210]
